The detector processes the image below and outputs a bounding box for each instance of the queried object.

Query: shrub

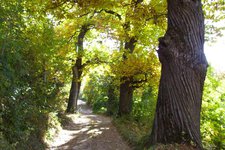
[201,67,225,149]
[82,68,119,115]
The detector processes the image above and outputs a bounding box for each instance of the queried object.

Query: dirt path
[48,100,131,150]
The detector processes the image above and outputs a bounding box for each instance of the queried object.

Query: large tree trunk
[118,77,133,115]
[118,37,136,116]
[66,24,89,113]
[148,0,207,149]
[66,58,82,113]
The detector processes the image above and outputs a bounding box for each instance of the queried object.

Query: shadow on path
[48,100,130,150]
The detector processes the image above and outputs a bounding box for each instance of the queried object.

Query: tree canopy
[0,0,224,149]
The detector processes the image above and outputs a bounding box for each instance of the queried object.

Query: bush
[201,67,225,149]
[132,86,157,123]
[81,68,119,115]
[113,115,152,149]
[1,81,66,149]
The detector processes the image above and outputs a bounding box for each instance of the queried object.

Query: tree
[48,0,166,114]
[66,24,91,113]
[118,0,166,116]
[64,10,120,113]
[147,0,208,149]
[118,37,136,116]
[48,0,126,113]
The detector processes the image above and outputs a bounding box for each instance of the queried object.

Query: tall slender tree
[118,0,166,115]
[118,37,137,115]
[118,0,142,116]
[65,2,123,113]
[66,24,91,113]
[147,0,208,149]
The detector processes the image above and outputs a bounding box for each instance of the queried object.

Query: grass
[113,115,152,150]
[113,116,200,150]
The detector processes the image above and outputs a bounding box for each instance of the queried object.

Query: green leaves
[203,0,225,42]
[0,1,67,148]
[201,66,225,149]
[1,0,224,149]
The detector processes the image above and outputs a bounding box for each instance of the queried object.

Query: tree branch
[146,13,167,22]
[102,9,122,20]
[67,31,78,43]
[132,74,148,88]
[81,57,109,69]
[78,11,92,18]
[47,0,70,10]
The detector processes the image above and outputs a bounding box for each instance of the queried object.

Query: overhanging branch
[102,9,122,20]
[81,57,109,69]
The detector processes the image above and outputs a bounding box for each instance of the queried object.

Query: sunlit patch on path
[48,100,130,150]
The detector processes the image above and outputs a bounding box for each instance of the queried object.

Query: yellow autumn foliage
[111,47,160,84]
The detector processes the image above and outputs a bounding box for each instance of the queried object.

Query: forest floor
[48,100,131,150]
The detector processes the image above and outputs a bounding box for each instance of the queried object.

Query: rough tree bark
[66,58,82,113]
[66,25,89,113]
[147,0,208,149]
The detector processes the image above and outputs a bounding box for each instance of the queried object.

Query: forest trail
[48,100,131,150]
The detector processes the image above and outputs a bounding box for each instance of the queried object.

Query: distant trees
[49,0,165,114]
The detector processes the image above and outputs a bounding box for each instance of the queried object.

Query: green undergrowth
[44,112,62,145]
[148,144,198,150]
[113,116,200,150]
[113,115,152,150]
[0,112,63,150]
